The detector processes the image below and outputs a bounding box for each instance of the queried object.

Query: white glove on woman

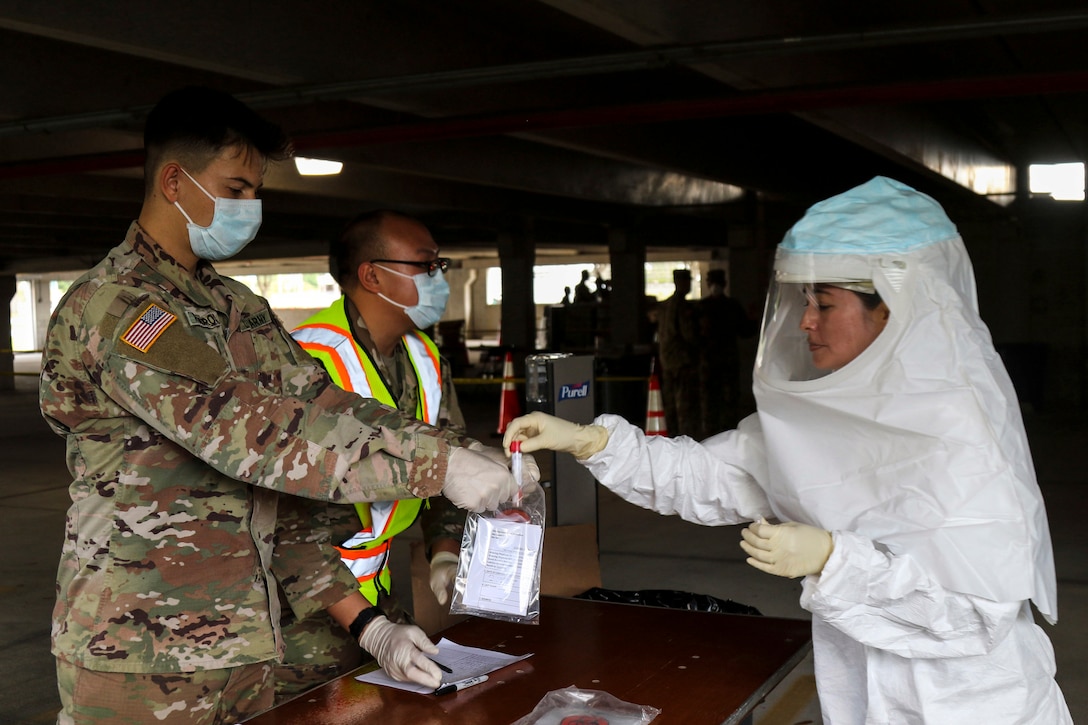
[429,551,459,606]
[358,616,442,689]
[740,520,833,579]
[502,411,609,460]
[442,447,519,512]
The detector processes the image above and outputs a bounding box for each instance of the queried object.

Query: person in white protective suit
[503,176,1072,724]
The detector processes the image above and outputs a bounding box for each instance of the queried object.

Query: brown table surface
[247,596,812,725]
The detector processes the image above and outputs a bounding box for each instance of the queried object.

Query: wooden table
[247,596,812,725]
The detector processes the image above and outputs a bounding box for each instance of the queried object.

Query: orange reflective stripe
[404,331,442,425]
[411,330,442,380]
[296,340,355,392]
[291,304,435,589]
[336,541,390,561]
[337,540,391,585]
[300,322,352,336]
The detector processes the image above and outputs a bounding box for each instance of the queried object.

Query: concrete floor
[2,359,1085,724]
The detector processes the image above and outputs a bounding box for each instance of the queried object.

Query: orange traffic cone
[497,351,521,434]
[645,359,668,436]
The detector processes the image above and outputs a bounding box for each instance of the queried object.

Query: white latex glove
[740,519,833,579]
[519,451,541,485]
[357,616,441,689]
[442,447,519,512]
[502,411,609,460]
[468,440,510,467]
[429,550,459,606]
[468,440,541,485]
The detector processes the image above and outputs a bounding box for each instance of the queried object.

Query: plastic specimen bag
[510,686,661,725]
[449,442,545,624]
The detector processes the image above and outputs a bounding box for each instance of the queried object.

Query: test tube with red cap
[510,439,523,506]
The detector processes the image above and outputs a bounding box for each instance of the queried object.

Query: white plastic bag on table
[510,685,662,725]
[449,442,545,624]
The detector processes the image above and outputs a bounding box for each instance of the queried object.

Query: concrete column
[606,226,647,350]
[498,223,536,360]
[0,275,15,391]
[1082,170,1088,409]
[33,279,51,351]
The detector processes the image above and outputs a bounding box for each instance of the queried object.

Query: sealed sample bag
[511,686,661,725]
[449,441,544,624]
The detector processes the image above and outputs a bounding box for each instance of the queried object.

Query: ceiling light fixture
[294,157,344,176]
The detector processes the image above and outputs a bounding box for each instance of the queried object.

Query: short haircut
[855,290,885,311]
[142,86,292,190]
[329,210,408,288]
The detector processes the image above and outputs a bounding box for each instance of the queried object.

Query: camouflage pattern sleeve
[271,495,360,620]
[419,495,466,557]
[71,284,453,502]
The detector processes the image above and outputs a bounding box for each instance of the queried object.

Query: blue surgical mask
[174,168,262,261]
[375,264,450,329]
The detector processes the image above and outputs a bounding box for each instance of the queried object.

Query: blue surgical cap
[780,176,959,255]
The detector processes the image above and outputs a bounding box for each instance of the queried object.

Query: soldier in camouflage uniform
[274,210,478,700]
[39,86,519,725]
[657,268,701,439]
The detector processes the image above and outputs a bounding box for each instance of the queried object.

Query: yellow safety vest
[291,298,443,604]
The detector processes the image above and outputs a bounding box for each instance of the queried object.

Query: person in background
[504,177,1072,723]
[278,211,536,700]
[698,268,757,436]
[573,269,595,304]
[39,86,518,725]
[657,268,700,438]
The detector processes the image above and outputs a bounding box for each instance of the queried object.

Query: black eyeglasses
[370,257,451,277]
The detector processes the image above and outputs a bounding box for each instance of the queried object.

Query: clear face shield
[756,262,887,383]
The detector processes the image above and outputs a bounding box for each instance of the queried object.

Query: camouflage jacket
[39,223,472,673]
[658,293,698,368]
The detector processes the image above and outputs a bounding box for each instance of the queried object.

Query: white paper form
[462,517,543,616]
[355,637,533,694]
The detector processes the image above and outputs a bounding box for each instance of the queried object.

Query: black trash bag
[574,587,761,616]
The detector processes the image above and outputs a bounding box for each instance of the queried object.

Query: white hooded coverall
[580,177,1071,723]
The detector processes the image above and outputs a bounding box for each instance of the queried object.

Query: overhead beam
[3,69,1084,179]
[537,0,1029,195]
[3,8,1088,137]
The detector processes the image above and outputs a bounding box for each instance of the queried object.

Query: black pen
[428,657,453,674]
[434,675,488,696]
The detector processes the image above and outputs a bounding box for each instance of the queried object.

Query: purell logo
[559,381,590,400]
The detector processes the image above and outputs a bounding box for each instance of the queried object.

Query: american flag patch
[121,303,177,352]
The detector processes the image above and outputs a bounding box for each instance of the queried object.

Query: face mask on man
[174,168,262,261]
[374,264,450,329]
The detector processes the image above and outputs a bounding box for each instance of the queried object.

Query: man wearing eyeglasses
[276,210,478,699]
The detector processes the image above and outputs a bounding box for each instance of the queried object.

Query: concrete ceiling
[1,0,1087,273]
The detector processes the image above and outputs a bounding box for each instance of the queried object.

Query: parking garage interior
[1,3,1088,723]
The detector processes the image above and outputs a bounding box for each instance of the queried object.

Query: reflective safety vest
[291,298,443,604]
